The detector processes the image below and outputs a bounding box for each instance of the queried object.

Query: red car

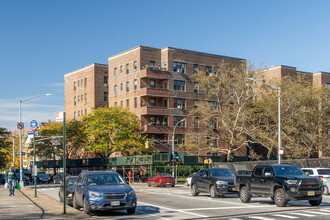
[148,173,175,187]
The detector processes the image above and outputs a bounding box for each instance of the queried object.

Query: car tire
[127,208,136,214]
[323,186,329,195]
[54,180,56,184]
[239,186,251,203]
[171,184,175,187]
[274,188,288,207]
[210,185,218,198]
[73,194,79,209]
[191,184,199,196]
[309,198,322,206]
[83,197,90,214]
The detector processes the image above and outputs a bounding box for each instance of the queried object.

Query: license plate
[111,201,120,206]
[307,191,315,196]
[167,183,170,184]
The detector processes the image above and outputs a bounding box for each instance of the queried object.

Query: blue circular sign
[30,120,38,128]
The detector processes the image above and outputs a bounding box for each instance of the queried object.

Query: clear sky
[1,0,329,131]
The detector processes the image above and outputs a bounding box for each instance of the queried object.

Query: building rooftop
[64,63,108,77]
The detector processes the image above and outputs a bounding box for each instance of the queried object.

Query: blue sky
[1,0,329,131]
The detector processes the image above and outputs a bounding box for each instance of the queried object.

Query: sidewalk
[0,187,91,219]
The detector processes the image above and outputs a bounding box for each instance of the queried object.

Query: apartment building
[107,46,247,155]
[64,63,109,120]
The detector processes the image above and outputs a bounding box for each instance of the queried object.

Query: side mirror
[203,174,208,178]
[304,172,310,176]
[264,172,272,177]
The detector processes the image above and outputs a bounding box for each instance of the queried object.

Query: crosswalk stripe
[319,209,330,213]
[303,210,330,215]
[273,214,298,219]
[249,217,275,220]
[291,213,316,217]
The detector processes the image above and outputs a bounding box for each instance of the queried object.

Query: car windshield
[210,169,234,177]
[159,174,171,177]
[67,178,77,186]
[318,169,330,175]
[87,174,126,186]
[273,166,304,176]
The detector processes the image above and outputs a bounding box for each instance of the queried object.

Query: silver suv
[301,168,330,195]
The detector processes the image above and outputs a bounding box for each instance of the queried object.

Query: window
[81,79,83,86]
[194,117,199,128]
[174,80,185,91]
[163,62,167,70]
[78,80,80,87]
[173,62,185,73]
[126,63,129,74]
[114,85,117,96]
[134,79,137,90]
[163,99,167,107]
[121,100,123,107]
[206,66,212,75]
[120,83,123,91]
[150,98,156,106]
[85,109,87,115]
[81,94,83,102]
[193,64,198,73]
[263,167,273,176]
[194,100,198,108]
[74,111,76,120]
[150,80,155,88]
[254,167,263,176]
[174,98,186,109]
[209,119,217,129]
[78,95,80,102]
[74,96,76,105]
[174,134,184,145]
[174,116,185,127]
[104,76,108,84]
[207,138,217,147]
[134,61,137,72]
[114,102,117,107]
[209,101,217,109]
[126,99,129,107]
[81,110,83,116]
[150,61,155,67]
[126,81,129,92]
[84,93,87,102]
[78,110,80,117]
[134,97,137,108]
[104,92,108,101]
[213,67,217,75]
[194,82,199,93]
[74,82,76,91]
[327,83,330,88]
[84,78,87,87]
[114,68,117,78]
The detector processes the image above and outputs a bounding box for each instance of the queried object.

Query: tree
[83,107,146,157]
[183,61,261,161]
[0,127,11,169]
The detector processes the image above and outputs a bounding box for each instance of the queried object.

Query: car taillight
[316,176,323,178]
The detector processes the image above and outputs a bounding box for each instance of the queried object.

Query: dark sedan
[59,176,78,205]
[36,173,52,184]
[53,173,70,184]
[191,168,236,198]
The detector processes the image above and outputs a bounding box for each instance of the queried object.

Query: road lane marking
[138,201,208,218]
[179,205,270,211]
[291,213,316,217]
[320,209,330,213]
[272,214,298,219]
[249,216,275,220]
[303,210,330,215]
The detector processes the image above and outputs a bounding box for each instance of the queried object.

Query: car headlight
[285,180,298,185]
[88,191,101,197]
[128,190,135,196]
[67,193,72,198]
[216,181,227,185]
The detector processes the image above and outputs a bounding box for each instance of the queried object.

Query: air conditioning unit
[177,69,181,73]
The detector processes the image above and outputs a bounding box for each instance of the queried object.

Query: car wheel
[309,198,322,206]
[73,194,79,209]
[171,184,175,187]
[83,197,90,214]
[127,208,136,214]
[191,184,199,196]
[54,180,56,184]
[240,186,251,203]
[274,188,288,207]
[210,185,218,198]
[323,186,329,195]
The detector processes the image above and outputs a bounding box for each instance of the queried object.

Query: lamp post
[18,93,54,187]
[247,78,281,164]
[172,118,185,178]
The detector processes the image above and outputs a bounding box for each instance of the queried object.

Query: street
[25,183,330,220]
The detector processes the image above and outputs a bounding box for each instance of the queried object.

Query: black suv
[191,168,236,198]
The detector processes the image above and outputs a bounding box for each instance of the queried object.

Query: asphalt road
[25,183,330,220]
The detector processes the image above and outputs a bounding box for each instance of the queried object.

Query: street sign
[279,150,284,155]
[17,122,24,129]
[56,112,64,122]
[32,165,37,177]
[28,130,39,135]
[52,139,59,146]
[30,120,38,129]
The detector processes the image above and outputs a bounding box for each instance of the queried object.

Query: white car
[301,168,330,195]
[185,173,196,186]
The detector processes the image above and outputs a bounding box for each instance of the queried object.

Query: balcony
[140,106,169,115]
[143,124,172,134]
[140,68,171,79]
[140,87,170,97]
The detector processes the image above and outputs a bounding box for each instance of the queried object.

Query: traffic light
[145,141,149,149]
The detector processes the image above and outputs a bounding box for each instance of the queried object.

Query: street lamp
[18,93,54,187]
[246,78,282,164]
[172,118,185,178]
